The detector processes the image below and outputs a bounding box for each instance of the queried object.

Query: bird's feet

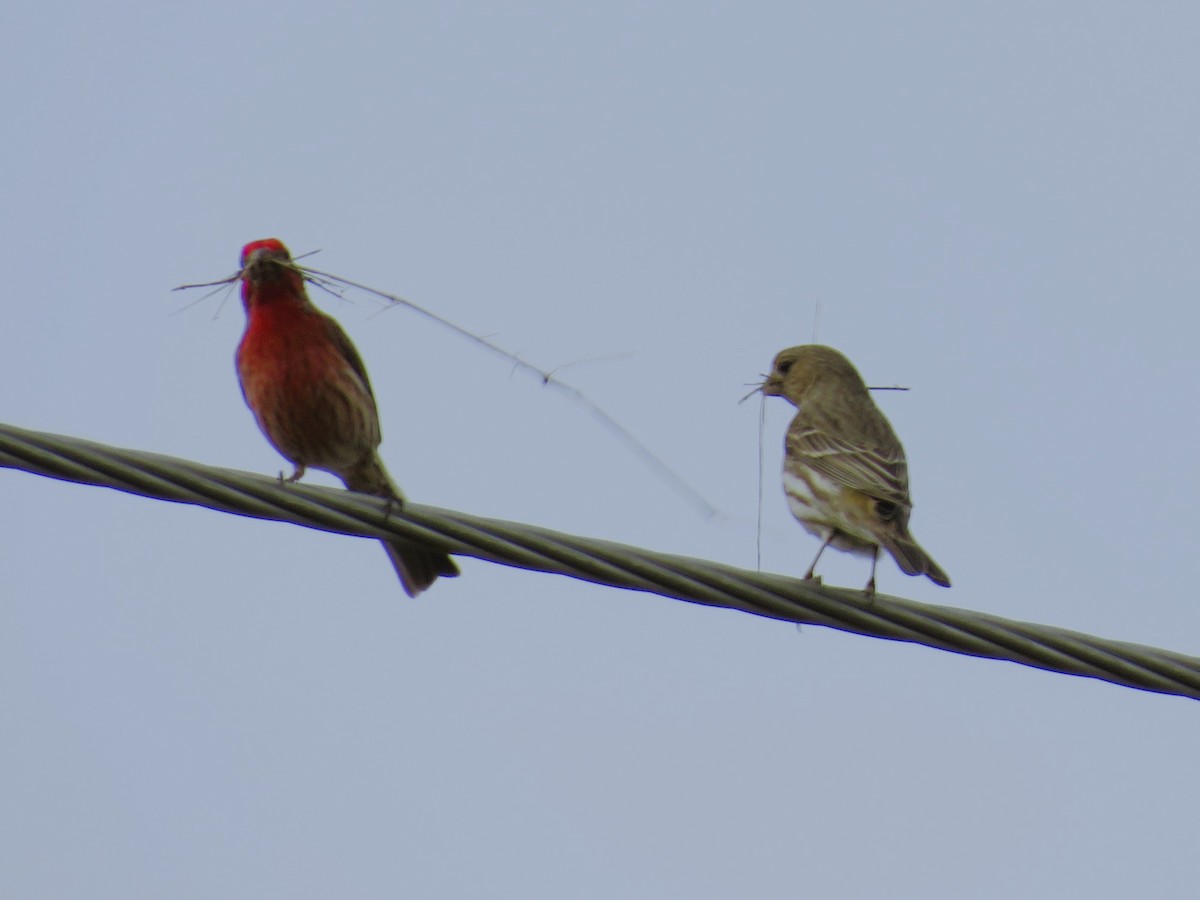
[381,494,404,522]
[278,464,306,485]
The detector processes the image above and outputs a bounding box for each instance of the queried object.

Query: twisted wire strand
[1,420,1197,701]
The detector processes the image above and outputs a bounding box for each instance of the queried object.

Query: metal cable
[1,420,1197,701]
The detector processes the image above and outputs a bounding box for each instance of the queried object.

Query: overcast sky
[3,2,1199,897]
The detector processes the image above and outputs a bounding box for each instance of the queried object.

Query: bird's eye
[875,500,899,521]
[777,360,793,375]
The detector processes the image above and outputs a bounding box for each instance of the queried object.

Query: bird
[234,237,459,596]
[760,344,949,597]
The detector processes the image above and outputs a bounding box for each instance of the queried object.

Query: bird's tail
[381,540,461,598]
[342,455,460,597]
[881,533,951,588]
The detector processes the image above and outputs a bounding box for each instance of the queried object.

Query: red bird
[234,238,458,596]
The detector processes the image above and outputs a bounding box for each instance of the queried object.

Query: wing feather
[786,421,910,507]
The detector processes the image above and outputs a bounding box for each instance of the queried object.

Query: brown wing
[319,311,377,403]
[786,420,911,508]
[316,308,383,449]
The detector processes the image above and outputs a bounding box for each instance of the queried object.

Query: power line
[1,420,1196,701]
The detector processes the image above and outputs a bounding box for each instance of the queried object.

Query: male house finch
[761,344,949,596]
[235,238,458,596]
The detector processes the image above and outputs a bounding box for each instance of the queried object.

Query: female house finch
[235,238,459,596]
[761,344,949,596]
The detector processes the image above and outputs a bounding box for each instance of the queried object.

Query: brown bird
[236,238,459,597]
[761,344,949,596]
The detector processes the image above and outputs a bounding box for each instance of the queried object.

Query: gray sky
[3,2,1199,897]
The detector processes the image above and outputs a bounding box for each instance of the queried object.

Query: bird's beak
[240,248,266,278]
[241,248,284,281]
[761,374,783,397]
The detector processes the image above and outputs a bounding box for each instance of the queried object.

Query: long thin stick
[178,263,722,520]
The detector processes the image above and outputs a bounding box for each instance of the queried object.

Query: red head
[239,238,305,311]
[241,237,291,267]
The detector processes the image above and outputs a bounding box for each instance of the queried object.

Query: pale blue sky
[3,2,1199,897]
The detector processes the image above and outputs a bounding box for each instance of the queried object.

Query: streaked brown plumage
[235,238,459,596]
[761,344,949,596]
